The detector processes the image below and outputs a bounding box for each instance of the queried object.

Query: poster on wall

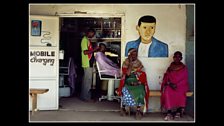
[31,20,42,36]
[125,15,168,58]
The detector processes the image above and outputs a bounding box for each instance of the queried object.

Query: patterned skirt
[121,85,145,107]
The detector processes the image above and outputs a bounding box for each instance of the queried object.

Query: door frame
[57,12,126,60]
[57,13,125,105]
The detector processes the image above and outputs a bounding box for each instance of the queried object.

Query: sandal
[126,107,131,116]
[175,112,181,118]
[135,110,142,120]
[180,108,185,117]
[120,107,126,116]
[164,113,173,121]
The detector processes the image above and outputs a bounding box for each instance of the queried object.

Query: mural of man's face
[137,22,156,44]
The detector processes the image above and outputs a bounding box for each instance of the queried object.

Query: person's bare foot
[164,113,173,121]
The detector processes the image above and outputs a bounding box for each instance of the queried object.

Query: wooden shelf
[91,38,121,42]
[30,88,49,94]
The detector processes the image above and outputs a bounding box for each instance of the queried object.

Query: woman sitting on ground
[160,51,189,121]
[116,48,150,120]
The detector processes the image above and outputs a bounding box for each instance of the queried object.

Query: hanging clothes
[68,57,77,96]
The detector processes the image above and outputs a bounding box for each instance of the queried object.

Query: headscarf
[123,48,142,70]
[128,48,137,56]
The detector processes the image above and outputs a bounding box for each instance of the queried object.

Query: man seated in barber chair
[95,43,121,78]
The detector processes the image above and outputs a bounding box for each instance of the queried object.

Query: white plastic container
[59,86,70,97]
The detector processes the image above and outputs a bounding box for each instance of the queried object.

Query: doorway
[58,16,122,110]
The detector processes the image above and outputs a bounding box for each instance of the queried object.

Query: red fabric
[160,64,189,110]
[117,67,150,110]
[117,68,126,96]
[87,40,93,60]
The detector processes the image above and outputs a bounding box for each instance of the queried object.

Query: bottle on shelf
[114,30,117,38]
[108,21,111,28]
[117,30,121,38]
[113,21,116,29]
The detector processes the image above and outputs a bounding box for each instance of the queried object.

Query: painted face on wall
[137,22,156,44]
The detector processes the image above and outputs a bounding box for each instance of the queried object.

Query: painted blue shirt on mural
[125,37,168,57]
